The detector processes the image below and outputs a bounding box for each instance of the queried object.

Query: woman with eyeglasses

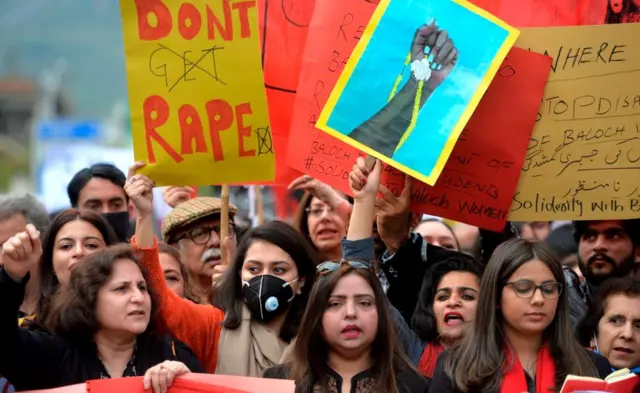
[290,175,352,261]
[429,238,611,393]
[264,158,429,392]
[125,164,318,376]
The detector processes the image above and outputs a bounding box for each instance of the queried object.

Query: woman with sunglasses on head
[335,157,483,373]
[429,238,611,393]
[126,163,318,376]
[264,158,429,392]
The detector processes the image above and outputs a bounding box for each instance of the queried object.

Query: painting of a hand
[410,20,458,91]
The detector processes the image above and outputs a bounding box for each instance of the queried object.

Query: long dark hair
[213,220,318,342]
[444,238,598,393]
[35,209,118,323]
[44,244,162,340]
[412,254,483,342]
[577,277,640,347]
[290,267,415,393]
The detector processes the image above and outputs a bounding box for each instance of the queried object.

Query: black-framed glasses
[504,280,563,300]
[179,223,236,245]
[316,258,374,276]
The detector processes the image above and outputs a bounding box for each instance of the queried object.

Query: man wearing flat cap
[162,197,238,305]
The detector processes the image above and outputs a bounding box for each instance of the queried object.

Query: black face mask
[241,275,298,323]
[102,211,132,243]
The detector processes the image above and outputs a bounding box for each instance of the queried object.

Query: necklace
[524,358,537,378]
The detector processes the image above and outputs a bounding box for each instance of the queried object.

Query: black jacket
[381,233,462,323]
[428,349,611,393]
[0,268,203,391]
[563,266,593,330]
[264,363,430,393]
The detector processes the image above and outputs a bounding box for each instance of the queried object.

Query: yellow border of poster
[316,0,519,185]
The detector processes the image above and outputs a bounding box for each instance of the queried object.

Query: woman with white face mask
[0,234,202,392]
[125,163,318,376]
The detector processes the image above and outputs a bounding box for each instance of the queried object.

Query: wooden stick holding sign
[220,184,230,265]
[255,186,264,225]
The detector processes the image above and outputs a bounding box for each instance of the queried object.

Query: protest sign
[119,0,274,186]
[257,0,312,186]
[285,0,379,181]
[22,384,85,393]
[286,14,551,230]
[509,23,640,221]
[316,0,518,185]
[22,374,295,393]
[470,0,607,27]
[381,47,551,231]
[86,374,294,393]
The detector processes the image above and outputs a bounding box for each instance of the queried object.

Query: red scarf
[418,341,445,378]
[500,344,556,393]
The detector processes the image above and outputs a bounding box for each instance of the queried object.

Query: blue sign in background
[38,120,102,141]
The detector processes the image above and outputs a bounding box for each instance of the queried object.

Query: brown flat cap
[162,197,237,242]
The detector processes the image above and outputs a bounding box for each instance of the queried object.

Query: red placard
[469,0,607,27]
[287,24,552,230]
[257,0,315,186]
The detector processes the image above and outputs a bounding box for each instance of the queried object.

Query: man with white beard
[162,197,237,305]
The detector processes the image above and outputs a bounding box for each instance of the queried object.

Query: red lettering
[232,1,256,38]
[142,96,183,163]
[206,2,232,40]
[205,100,234,161]
[143,96,258,162]
[178,105,207,155]
[134,0,255,41]
[236,103,255,157]
[177,3,202,40]
[134,0,172,40]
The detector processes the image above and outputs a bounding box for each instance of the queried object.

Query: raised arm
[0,226,67,389]
[125,163,223,373]
[346,159,425,363]
[288,175,352,225]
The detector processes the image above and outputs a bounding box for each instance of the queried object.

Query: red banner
[469,0,607,26]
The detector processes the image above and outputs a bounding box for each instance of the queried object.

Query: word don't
[134,0,256,41]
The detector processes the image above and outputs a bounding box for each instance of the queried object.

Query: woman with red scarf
[412,256,483,377]
[429,238,610,393]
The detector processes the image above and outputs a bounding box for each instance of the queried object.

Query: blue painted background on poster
[325,0,510,176]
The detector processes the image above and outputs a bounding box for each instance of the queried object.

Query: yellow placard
[510,23,640,221]
[119,0,274,186]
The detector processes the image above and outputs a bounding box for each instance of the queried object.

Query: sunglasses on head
[316,258,375,276]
